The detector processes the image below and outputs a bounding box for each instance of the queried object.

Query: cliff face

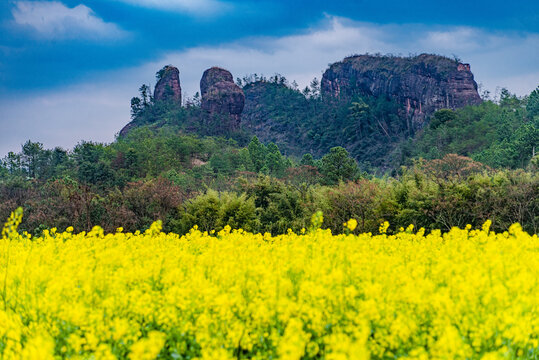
[154,65,182,104]
[321,54,482,127]
[200,67,245,130]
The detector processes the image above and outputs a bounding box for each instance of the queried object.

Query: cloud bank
[11,1,126,40]
[113,0,228,15]
[1,16,537,156]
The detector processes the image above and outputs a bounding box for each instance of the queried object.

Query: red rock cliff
[200,67,245,130]
[321,54,482,127]
[154,65,182,104]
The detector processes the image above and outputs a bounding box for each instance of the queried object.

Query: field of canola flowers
[0,208,538,359]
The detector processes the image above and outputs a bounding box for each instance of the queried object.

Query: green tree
[319,147,360,185]
[21,140,46,179]
[527,85,539,118]
[74,142,113,186]
[429,109,457,129]
[309,77,321,99]
[300,153,315,166]
[175,190,256,234]
[139,84,151,107]
[130,97,143,119]
[265,142,286,177]
[3,152,22,176]
[248,136,267,173]
[509,121,539,167]
[348,100,369,137]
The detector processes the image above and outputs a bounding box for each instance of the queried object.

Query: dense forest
[1,62,538,235]
[127,68,538,172]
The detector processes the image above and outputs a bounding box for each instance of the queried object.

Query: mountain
[321,54,482,127]
[121,53,500,171]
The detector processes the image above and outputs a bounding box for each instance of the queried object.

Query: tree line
[1,130,537,235]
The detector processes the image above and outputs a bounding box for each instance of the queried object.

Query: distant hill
[121,54,536,172]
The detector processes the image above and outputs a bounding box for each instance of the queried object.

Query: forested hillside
[123,55,538,172]
[406,89,539,169]
[1,55,537,235]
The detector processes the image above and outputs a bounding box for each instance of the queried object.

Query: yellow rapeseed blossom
[0,209,538,359]
[379,221,390,234]
[343,218,358,232]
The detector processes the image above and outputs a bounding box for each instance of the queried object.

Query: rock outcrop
[154,65,182,104]
[200,67,245,130]
[200,67,234,98]
[321,54,482,127]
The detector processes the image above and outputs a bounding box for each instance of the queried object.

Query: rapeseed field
[0,209,538,359]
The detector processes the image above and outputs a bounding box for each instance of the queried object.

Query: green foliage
[1,78,538,236]
[410,95,537,169]
[174,190,256,233]
[125,72,537,174]
[300,153,315,166]
[429,109,457,129]
[74,142,114,186]
[320,180,384,234]
[265,142,286,177]
[319,147,360,185]
[241,79,411,170]
[247,136,267,173]
[527,85,539,118]
[156,65,171,81]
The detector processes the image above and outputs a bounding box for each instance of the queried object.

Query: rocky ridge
[121,54,483,160]
[321,54,482,127]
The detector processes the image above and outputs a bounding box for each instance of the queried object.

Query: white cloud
[0,83,130,155]
[11,1,126,40]
[418,26,539,94]
[147,17,539,99]
[421,27,482,52]
[1,16,538,156]
[114,0,228,15]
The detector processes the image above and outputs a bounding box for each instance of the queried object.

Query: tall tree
[319,147,360,185]
[248,136,267,173]
[527,85,539,118]
[265,142,286,177]
[21,140,46,179]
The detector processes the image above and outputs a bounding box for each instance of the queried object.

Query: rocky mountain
[200,67,245,131]
[154,65,182,104]
[200,67,234,97]
[321,54,482,127]
[120,66,245,136]
[121,53,486,170]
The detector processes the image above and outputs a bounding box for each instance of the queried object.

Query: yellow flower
[379,221,390,234]
[344,218,358,232]
[129,331,166,360]
[1,208,536,360]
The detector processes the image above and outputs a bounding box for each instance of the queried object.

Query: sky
[0,0,538,156]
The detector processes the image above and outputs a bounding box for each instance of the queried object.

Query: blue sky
[1,0,538,155]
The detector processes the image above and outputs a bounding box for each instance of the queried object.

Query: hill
[122,53,534,172]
